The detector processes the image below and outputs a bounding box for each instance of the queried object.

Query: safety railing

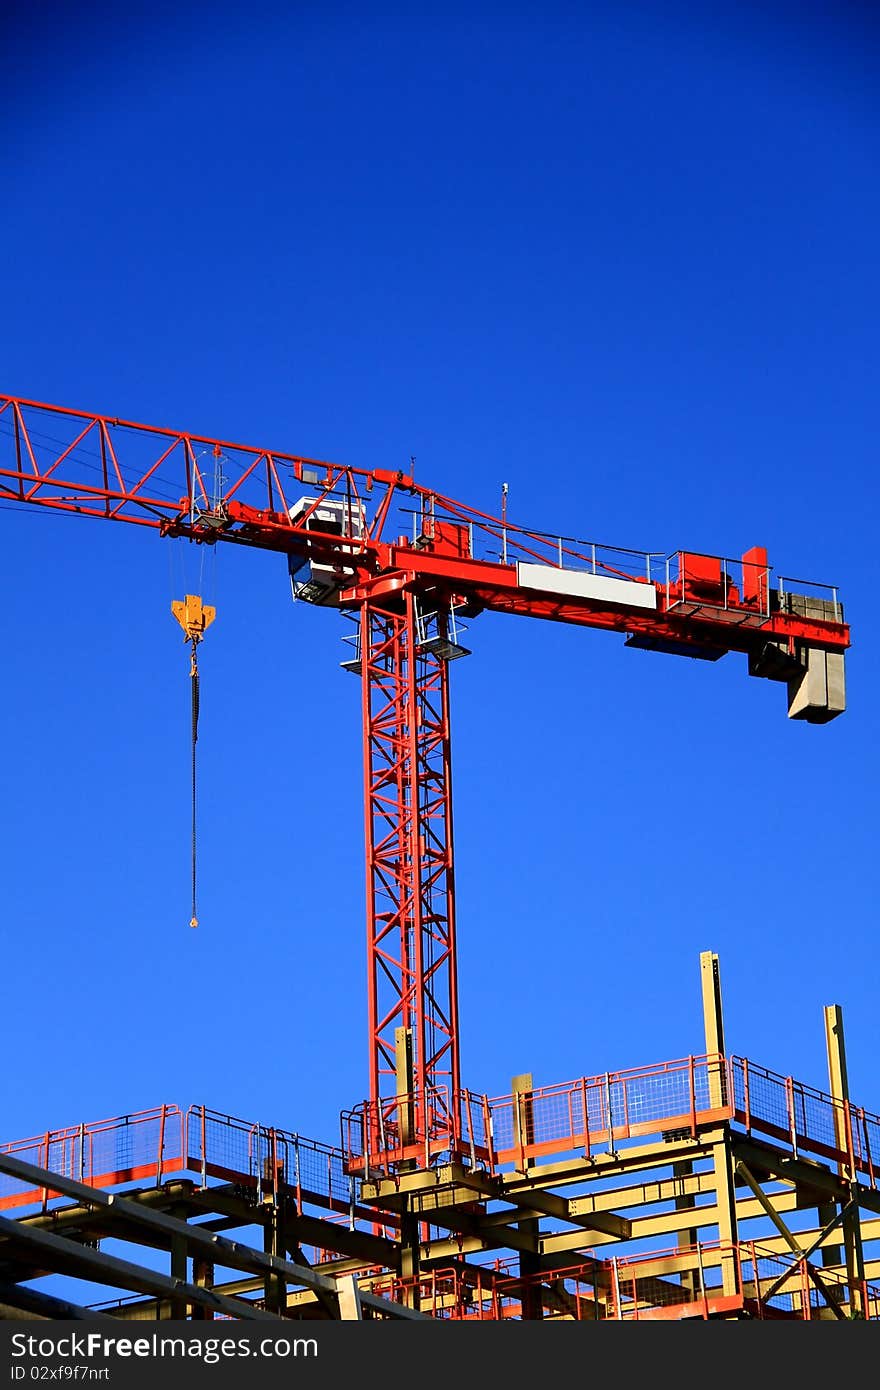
[486,1054,728,1168]
[341,1059,728,1177]
[400,505,846,635]
[777,574,844,623]
[343,1052,880,1186]
[183,1106,357,1218]
[376,1242,880,1320]
[341,1086,495,1177]
[402,502,667,582]
[477,1054,879,1182]
[664,550,773,622]
[365,1257,523,1320]
[99,1244,877,1322]
[3,1051,878,1216]
[729,1056,878,1185]
[606,1239,880,1321]
[0,1105,185,1212]
[0,1103,360,1227]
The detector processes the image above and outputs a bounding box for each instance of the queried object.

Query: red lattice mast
[360,593,462,1155]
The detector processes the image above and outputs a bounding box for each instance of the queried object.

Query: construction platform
[1,952,877,1322]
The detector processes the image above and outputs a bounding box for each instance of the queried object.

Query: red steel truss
[360,594,461,1148]
[0,394,850,657]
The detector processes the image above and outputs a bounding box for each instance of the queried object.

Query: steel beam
[0,1152,427,1322]
[734,1162,847,1319]
[0,1214,281,1320]
[825,1003,867,1315]
[0,1282,116,1320]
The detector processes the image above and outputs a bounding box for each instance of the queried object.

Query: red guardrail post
[611,1256,622,1319]
[799,1258,811,1320]
[482,1095,495,1174]
[858,1108,875,1188]
[859,1275,871,1320]
[688,1056,697,1137]
[41,1131,50,1212]
[516,1091,525,1171]
[294,1136,303,1214]
[377,1100,387,1171]
[605,1074,614,1153]
[157,1105,166,1186]
[748,1240,762,1319]
[463,1090,477,1171]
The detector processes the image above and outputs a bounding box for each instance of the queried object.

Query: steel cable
[190,640,200,928]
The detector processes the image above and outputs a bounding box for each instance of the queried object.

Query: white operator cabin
[288,495,366,604]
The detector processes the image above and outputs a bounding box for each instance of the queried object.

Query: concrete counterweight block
[788,647,846,723]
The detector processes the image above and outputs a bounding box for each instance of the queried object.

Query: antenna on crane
[501,481,509,563]
[170,594,216,928]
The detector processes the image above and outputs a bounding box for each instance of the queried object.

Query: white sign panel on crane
[516,562,658,609]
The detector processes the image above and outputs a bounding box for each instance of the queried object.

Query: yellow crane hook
[171,595,216,928]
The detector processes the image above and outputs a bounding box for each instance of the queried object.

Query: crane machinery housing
[0,392,870,1324]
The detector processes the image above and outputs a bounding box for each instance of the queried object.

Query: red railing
[730,1056,879,1185]
[0,1105,186,1211]
[375,1242,880,1320]
[0,1104,357,1226]
[606,1239,880,1321]
[345,1053,880,1187]
[343,1055,729,1175]
[3,1051,878,1218]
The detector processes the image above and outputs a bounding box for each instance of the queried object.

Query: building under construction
[0,394,871,1322]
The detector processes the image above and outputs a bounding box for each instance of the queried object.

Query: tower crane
[0,394,850,1172]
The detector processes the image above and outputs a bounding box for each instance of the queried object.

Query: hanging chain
[171,594,215,930]
[190,637,200,928]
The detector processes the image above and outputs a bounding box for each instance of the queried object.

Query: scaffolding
[1,951,876,1321]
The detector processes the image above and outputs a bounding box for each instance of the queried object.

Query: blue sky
[1,1,877,1155]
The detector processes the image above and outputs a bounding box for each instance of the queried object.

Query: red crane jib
[0,390,849,675]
